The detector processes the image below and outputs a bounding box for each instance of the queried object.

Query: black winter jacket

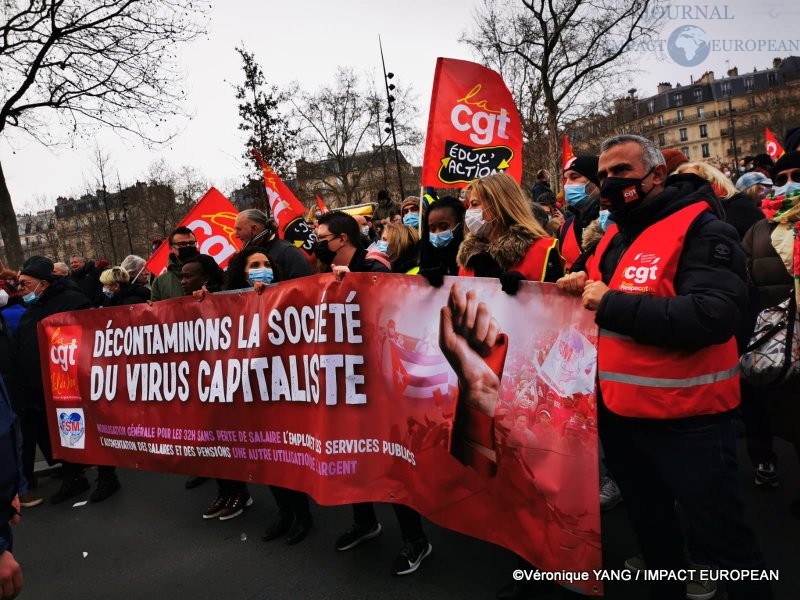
[742,219,794,311]
[595,176,749,352]
[14,279,91,409]
[103,283,150,306]
[722,192,765,241]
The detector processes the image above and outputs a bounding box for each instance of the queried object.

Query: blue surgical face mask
[429,229,454,248]
[403,212,420,228]
[598,209,613,232]
[102,287,114,298]
[564,183,589,207]
[22,281,42,304]
[773,181,800,198]
[248,267,274,285]
[375,240,389,254]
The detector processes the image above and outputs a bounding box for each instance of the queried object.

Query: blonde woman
[380,223,420,274]
[457,172,564,292]
[675,161,764,240]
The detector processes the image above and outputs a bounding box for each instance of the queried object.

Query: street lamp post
[379,36,406,200]
[727,94,739,168]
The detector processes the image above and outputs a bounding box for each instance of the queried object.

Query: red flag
[422,58,523,188]
[765,128,785,161]
[251,150,316,258]
[562,134,576,171]
[145,187,242,276]
[316,195,330,214]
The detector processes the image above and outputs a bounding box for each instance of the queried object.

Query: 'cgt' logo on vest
[620,252,661,292]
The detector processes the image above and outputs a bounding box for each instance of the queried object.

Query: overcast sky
[3,0,799,212]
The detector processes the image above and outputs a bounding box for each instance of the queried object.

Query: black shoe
[185,476,208,490]
[262,510,293,541]
[218,491,253,521]
[335,522,382,551]
[90,477,120,503]
[51,476,90,505]
[286,515,313,546]
[391,538,433,576]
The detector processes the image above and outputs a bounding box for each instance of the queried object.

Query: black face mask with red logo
[600,167,655,224]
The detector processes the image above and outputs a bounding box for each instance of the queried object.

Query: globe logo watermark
[667,25,711,67]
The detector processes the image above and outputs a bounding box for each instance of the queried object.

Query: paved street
[13,435,800,600]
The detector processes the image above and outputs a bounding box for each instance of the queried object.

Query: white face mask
[465,208,493,238]
[0,288,7,309]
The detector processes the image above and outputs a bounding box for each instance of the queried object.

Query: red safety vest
[459,237,560,282]
[559,217,581,270]
[586,202,740,419]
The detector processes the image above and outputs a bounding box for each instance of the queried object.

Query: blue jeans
[599,403,772,600]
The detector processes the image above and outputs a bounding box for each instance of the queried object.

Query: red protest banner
[422,58,523,188]
[40,274,601,595]
[765,128,785,161]
[252,150,316,259]
[145,187,242,276]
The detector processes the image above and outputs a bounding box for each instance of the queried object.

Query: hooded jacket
[457,225,564,283]
[595,174,748,351]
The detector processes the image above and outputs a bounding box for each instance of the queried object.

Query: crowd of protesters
[2,126,800,599]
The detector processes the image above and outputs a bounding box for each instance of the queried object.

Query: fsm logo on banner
[57,409,86,449]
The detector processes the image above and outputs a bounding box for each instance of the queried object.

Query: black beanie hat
[784,127,800,153]
[20,255,54,281]
[771,151,800,179]
[563,155,600,187]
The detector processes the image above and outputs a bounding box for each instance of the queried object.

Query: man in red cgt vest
[558,134,773,600]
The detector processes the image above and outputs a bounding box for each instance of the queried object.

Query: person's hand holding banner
[439,282,507,477]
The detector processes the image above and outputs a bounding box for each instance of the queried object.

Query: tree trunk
[546,109,561,194]
[0,161,24,268]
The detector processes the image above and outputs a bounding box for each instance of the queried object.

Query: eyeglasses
[316,234,340,242]
[17,279,39,289]
[773,171,800,188]
[170,241,197,248]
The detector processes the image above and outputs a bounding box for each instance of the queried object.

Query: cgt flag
[422,58,523,188]
[765,128,785,161]
[252,150,316,259]
[145,187,242,277]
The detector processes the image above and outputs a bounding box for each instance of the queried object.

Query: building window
[647,100,655,114]
[768,72,777,86]
[744,77,754,92]
[677,109,685,122]
[694,88,703,103]
[697,106,705,118]
[673,92,683,106]
[721,82,731,95]
[681,147,690,159]
[699,124,708,138]
[658,133,666,146]
[702,143,710,158]
[748,96,756,109]
[658,115,665,126]
[680,128,688,142]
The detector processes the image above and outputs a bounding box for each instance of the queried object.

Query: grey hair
[120,254,146,275]
[52,262,70,276]
[70,254,86,262]
[239,208,270,228]
[600,134,665,172]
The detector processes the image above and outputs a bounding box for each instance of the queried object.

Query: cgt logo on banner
[145,188,243,277]
[422,58,523,188]
[47,326,82,402]
[57,408,86,449]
